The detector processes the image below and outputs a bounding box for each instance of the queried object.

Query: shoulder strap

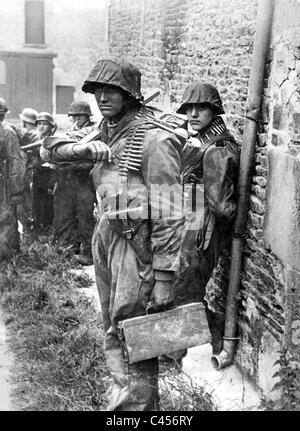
[183,132,236,181]
[206,132,236,147]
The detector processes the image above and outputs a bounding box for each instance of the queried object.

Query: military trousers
[174,228,230,355]
[32,167,54,229]
[0,201,19,263]
[17,169,33,232]
[53,171,95,255]
[92,216,159,411]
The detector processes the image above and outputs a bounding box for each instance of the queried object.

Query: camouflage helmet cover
[82,56,143,101]
[68,100,92,116]
[0,97,9,114]
[36,112,55,127]
[19,107,38,124]
[176,82,225,115]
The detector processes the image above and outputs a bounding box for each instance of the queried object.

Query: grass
[159,362,218,411]
[0,233,217,411]
[0,234,109,411]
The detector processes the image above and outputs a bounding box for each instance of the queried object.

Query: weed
[260,347,300,411]
[159,362,218,411]
[0,234,109,411]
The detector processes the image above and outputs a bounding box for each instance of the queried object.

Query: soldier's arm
[40,134,111,163]
[9,125,39,147]
[40,123,99,162]
[203,141,239,220]
[142,128,184,280]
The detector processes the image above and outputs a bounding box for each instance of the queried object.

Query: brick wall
[236,0,300,396]
[108,0,300,398]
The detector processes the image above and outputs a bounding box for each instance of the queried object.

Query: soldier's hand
[73,141,112,162]
[150,280,175,312]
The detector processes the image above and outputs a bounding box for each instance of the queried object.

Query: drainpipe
[211,0,274,370]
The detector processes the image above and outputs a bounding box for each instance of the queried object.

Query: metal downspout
[211,0,275,370]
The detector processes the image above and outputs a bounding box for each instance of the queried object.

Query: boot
[205,307,225,355]
[72,242,81,255]
[74,253,93,266]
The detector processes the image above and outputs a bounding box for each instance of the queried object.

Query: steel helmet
[68,100,92,116]
[36,112,55,126]
[82,56,143,101]
[177,82,224,115]
[19,107,38,124]
[0,97,9,114]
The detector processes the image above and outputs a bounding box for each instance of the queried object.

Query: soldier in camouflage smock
[174,82,240,355]
[41,57,183,411]
[0,98,26,263]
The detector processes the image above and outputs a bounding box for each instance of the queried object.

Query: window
[25,1,45,45]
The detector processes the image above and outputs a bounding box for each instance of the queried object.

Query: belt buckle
[123,228,134,239]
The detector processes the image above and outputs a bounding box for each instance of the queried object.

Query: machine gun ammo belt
[118,121,155,186]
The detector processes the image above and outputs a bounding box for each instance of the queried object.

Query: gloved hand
[73,141,112,162]
[150,280,175,312]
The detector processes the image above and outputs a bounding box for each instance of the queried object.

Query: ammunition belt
[194,116,228,148]
[118,121,155,187]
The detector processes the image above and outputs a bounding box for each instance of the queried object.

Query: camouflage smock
[0,122,26,261]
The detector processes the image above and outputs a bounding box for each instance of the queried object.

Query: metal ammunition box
[117,302,211,363]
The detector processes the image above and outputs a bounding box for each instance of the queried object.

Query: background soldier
[0,97,26,263]
[15,108,39,233]
[50,100,96,264]
[174,82,240,355]
[41,56,183,411]
[19,108,39,136]
[68,100,95,131]
[32,112,56,231]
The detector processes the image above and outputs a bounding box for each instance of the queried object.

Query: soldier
[41,56,183,410]
[50,101,96,264]
[15,108,39,233]
[19,108,39,135]
[32,112,56,231]
[0,97,26,263]
[68,100,95,131]
[174,82,240,355]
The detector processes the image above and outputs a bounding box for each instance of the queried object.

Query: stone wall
[108,0,300,398]
[108,0,258,134]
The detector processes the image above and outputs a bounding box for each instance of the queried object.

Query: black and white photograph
[0,0,299,418]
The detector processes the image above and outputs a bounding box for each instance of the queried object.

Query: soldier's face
[186,104,214,131]
[71,114,89,128]
[37,121,52,136]
[94,85,126,119]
